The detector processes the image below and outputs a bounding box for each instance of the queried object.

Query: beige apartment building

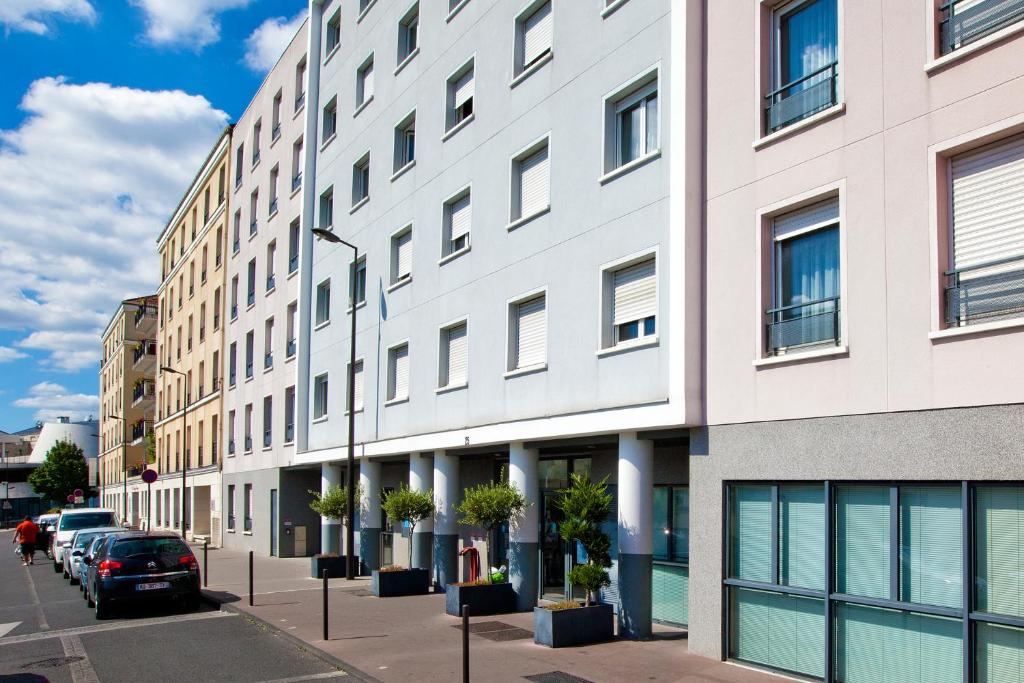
[98,295,158,525]
[152,127,233,544]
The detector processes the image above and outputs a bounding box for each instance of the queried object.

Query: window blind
[514,295,546,369]
[395,230,412,279]
[976,622,1024,683]
[352,361,364,411]
[773,197,840,240]
[779,485,825,591]
[652,564,689,626]
[975,486,1024,618]
[730,486,772,583]
[453,70,474,108]
[899,486,962,609]
[612,258,656,326]
[391,345,409,400]
[522,2,553,67]
[729,588,825,679]
[518,146,550,219]
[362,63,374,101]
[449,195,472,240]
[835,486,890,600]
[446,324,468,386]
[950,133,1024,272]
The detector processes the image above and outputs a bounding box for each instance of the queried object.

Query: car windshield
[73,532,104,550]
[110,537,189,559]
[60,513,117,531]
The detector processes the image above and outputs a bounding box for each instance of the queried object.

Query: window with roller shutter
[609,257,657,346]
[510,294,546,371]
[446,61,475,132]
[517,1,552,75]
[387,343,410,401]
[356,55,374,109]
[440,322,468,389]
[512,140,550,224]
[444,190,471,257]
[391,227,412,284]
[347,360,364,412]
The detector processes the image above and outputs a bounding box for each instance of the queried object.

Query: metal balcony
[133,305,157,328]
[940,0,1024,54]
[764,62,838,134]
[945,255,1024,327]
[765,296,841,356]
[132,382,155,406]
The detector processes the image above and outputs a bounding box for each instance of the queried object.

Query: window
[291,139,303,192]
[288,220,300,274]
[295,58,307,111]
[262,396,272,447]
[347,360,364,413]
[213,287,221,329]
[249,190,259,235]
[358,0,376,18]
[245,330,254,379]
[766,198,841,355]
[233,210,241,253]
[319,187,334,229]
[286,302,297,357]
[284,386,296,442]
[386,343,410,402]
[199,304,206,342]
[243,405,253,452]
[243,484,252,530]
[509,293,546,372]
[325,9,341,56]
[266,241,276,291]
[229,342,237,386]
[350,257,367,307]
[390,226,412,285]
[945,133,1024,327]
[443,189,471,258]
[252,119,262,165]
[234,144,244,187]
[271,91,282,140]
[515,1,552,76]
[511,139,550,223]
[604,256,656,348]
[939,0,1024,55]
[315,279,331,325]
[765,0,838,134]
[268,166,279,216]
[448,0,470,18]
[227,485,235,526]
[230,276,239,319]
[356,55,374,109]
[394,111,416,173]
[398,3,419,65]
[247,259,256,306]
[352,154,370,207]
[313,373,329,419]
[264,317,274,369]
[215,226,223,265]
[439,321,468,389]
[652,485,689,626]
[323,97,337,142]
[608,76,659,171]
[446,60,475,133]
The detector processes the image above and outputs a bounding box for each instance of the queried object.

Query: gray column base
[509,541,539,612]
[411,531,433,571]
[433,534,459,591]
[322,521,341,555]
[361,527,381,573]
[618,553,653,639]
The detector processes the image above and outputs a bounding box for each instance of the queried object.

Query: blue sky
[0,0,307,432]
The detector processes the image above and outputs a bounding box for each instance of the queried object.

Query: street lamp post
[161,366,189,538]
[109,414,128,524]
[312,227,359,581]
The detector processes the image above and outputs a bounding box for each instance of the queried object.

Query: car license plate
[136,582,170,591]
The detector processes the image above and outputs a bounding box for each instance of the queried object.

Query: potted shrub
[534,474,615,648]
[309,483,362,578]
[445,480,527,616]
[371,485,435,597]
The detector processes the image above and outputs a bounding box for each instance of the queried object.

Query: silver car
[66,527,121,585]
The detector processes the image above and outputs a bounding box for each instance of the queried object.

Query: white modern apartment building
[294,0,703,638]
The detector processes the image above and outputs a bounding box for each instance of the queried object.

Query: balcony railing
[229,371,237,387]
[264,429,272,448]
[945,255,1024,327]
[295,92,306,111]
[764,61,838,134]
[252,150,261,166]
[940,0,1024,54]
[130,420,153,442]
[250,219,258,236]
[285,423,294,443]
[134,305,157,328]
[216,251,222,267]
[246,361,254,378]
[212,440,218,460]
[132,340,157,366]
[213,313,221,329]
[289,253,299,274]
[227,515,235,531]
[265,352,273,369]
[132,382,155,405]
[269,198,278,216]
[287,339,296,358]
[231,303,238,319]
[272,123,281,141]
[765,296,841,356]
[235,174,242,190]
[266,274,276,291]
[228,439,236,455]
[247,291,255,307]
[244,516,253,532]
[244,436,253,452]
[233,238,240,254]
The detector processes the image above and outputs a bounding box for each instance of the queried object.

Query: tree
[28,440,90,505]
[381,485,435,569]
[309,484,363,554]
[554,473,613,606]
[457,480,528,583]
[145,430,156,465]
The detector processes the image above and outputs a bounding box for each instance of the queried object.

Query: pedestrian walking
[13,516,40,566]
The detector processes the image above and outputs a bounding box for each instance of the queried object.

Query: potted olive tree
[445,480,527,616]
[372,485,436,597]
[308,483,362,578]
[534,474,615,647]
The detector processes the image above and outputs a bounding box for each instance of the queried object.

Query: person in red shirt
[13,516,40,566]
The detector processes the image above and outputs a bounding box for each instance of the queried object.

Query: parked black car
[84,532,200,619]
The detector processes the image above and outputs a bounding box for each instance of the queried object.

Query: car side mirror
[47,526,56,533]
[62,542,72,549]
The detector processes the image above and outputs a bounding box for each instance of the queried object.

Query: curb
[200,590,382,683]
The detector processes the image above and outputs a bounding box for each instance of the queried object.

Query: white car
[65,527,121,584]
[50,509,120,575]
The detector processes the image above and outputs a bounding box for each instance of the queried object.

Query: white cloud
[244,10,307,72]
[13,381,99,422]
[0,347,28,363]
[0,77,228,371]
[130,0,251,49]
[0,0,95,35]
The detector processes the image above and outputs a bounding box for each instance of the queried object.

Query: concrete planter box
[533,603,615,648]
[372,568,430,597]
[445,582,517,616]
[311,555,359,579]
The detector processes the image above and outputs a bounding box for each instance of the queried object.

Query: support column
[618,432,653,639]
[509,442,539,612]
[360,459,382,572]
[433,450,459,591]
[320,462,341,555]
[409,452,433,571]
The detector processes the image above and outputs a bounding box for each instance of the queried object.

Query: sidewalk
[194,546,783,683]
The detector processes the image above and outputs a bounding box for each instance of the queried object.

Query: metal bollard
[322,569,329,641]
[203,540,208,588]
[248,550,254,607]
[462,604,470,683]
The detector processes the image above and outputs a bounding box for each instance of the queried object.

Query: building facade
[152,129,232,544]
[694,1,1024,682]
[98,295,158,525]
[221,18,322,557]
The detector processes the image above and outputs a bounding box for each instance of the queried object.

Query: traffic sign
[66,494,75,503]
[141,469,158,484]
[73,489,84,497]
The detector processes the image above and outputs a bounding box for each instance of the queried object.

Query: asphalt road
[0,530,346,683]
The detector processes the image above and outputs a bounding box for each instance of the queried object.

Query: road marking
[24,565,49,630]
[0,609,235,646]
[0,622,20,638]
[253,671,347,683]
[61,634,101,683]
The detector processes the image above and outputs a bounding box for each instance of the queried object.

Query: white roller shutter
[453,69,474,109]
[362,62,374,101]
[351,361,364,411]
[396,230,412,279]
[449,195,472,239]
[391,345,409,399]
[518,146,550,219]
[515,296,546,369]
[773,198,839,240]
[951,133,1024,273]
[612,258,656,326]
[522,2,553,67]
[445,324,468,386]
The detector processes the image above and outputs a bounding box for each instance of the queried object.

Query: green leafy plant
[28,440,90,505]
[456,480,528,583]
[145,430,157,465]
[381,485,436,569]
[554,473,613,606]
[309,484,363,555]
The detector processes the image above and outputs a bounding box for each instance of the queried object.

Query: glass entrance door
[540,490,567,600]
